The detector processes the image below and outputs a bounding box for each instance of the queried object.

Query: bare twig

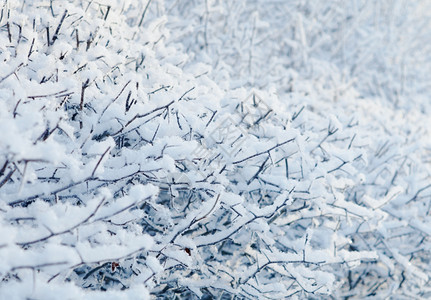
[138,0,153,27]
[233,138,295,164]
[91,147,111,177]
[0,63,24,84]
[51,10,68,45]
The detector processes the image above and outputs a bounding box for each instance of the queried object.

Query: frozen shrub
[0,0,430,299]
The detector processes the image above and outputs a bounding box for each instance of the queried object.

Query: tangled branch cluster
[1,0,431,299]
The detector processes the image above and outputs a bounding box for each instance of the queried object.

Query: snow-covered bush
[1,0,430,298]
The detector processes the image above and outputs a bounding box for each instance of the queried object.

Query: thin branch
[233,138,295,164]
[91,147,111,177]
[138,0,153,27]
[51,9,68,45]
